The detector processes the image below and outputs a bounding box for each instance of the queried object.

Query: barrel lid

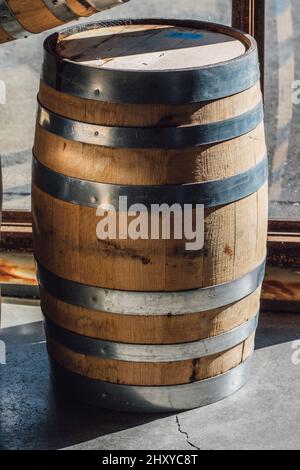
[42,19,260,104]
[56,23,246,71]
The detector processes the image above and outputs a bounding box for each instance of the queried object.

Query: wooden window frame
[0,0,299,310]
[232,0,265,92]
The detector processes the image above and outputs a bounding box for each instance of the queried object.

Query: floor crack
[175,415,201,451]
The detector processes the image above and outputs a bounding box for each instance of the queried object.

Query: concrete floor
[0,300,299,450]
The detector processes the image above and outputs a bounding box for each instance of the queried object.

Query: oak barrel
[0,0,127,43]
[32,19,268,412]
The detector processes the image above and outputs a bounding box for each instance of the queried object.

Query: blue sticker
[165,31,204,40]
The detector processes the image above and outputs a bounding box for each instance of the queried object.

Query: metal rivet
[94,131,99,137]
[90,196,98,204]
[91,296,97,302]
[95,89,101,96]
[101,393,107,399]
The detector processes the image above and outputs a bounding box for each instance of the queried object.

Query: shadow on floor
[0,321,171,450]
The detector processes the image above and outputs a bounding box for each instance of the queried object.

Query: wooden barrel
[32,19,268,413]
[0,0,127,43]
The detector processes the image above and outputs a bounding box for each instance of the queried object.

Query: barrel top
[43,19,259,104]
[56,23,246,71]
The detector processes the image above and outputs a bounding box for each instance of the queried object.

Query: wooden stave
[33,72,267,291]
[32,131,268,292]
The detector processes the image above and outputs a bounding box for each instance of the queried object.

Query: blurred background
[0,0,299,219]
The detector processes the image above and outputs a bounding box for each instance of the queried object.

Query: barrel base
[49,356,253,413]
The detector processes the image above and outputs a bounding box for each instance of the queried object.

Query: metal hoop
[32,156,268,209]
[36,102,264,148]
[45,313,258,362]
[37,260,266,315]
[49,355,253,412]
[0,0,29,39]
[42,0,79,22]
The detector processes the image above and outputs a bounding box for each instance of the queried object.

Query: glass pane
[266,0,300,219]
[0,0,231,210]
